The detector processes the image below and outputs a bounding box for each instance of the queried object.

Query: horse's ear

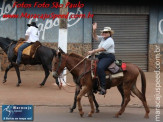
[58,51,61,58]
[58,47,65,54]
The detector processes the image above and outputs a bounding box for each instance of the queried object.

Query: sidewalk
[0,71,162,108]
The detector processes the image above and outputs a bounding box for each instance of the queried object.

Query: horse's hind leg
[92,93,100,113]
[115,86,131,118]
[131,85,150,118]
[77,86,89,117]
[3,63,13,83]
[87,92,95,117]
[117,83,124,106]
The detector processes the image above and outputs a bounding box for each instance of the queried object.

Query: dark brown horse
[52,49,150,118]
[0,37,59,87]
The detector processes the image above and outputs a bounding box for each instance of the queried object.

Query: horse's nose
[52,71,58,78]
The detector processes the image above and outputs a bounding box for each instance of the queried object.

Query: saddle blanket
[91,60,126,79]
[14,38,41,58]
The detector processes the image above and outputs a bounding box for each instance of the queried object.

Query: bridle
[53,53,69,77]
[3,41,14,52]
[53,53,91,89]
[54,53,90,78]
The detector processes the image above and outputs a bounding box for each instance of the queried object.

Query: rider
[88,23,115,95]
[15,22,40,65]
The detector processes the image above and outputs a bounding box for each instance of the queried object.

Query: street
[0,71,162,122]
[0,106,161,122]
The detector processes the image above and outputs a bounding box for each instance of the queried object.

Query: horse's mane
[0,37,17,44]
[69,53,85,59]
[68,53,91,63]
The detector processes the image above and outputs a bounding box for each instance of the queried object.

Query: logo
[2,105,33,121]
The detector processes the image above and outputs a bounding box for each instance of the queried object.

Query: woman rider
[88,23,115,95]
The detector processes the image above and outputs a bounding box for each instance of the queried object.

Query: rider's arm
[25,27,31,41]
[93,48,105,53]
[93,29,99,41]
[88,47,105,55]
[92,23,100,41]
[25,35,29,42]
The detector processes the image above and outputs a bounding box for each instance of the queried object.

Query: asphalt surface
[0,71,162,121]
[0,106,161,122]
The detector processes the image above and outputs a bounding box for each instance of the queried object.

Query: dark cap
[27,22,38,28]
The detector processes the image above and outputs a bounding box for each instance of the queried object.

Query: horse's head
[52,48,67,78]
[0,37,16,54]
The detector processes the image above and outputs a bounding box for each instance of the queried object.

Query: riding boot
[12,61,20,66]
[16,60,21,66]
[99,86,106,95]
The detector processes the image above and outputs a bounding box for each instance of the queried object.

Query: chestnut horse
[52,49,150,118]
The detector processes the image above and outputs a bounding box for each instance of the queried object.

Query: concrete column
[58,0,68,85]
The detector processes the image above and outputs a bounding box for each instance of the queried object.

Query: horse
[69,75,125,113]
[52,49,150,118]
[0,37,59,87]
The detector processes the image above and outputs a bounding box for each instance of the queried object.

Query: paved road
[0,106,161,122]
[0,71,162,121]
[0,71,162,107]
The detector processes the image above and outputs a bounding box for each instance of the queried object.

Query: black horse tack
[0,37,59,87]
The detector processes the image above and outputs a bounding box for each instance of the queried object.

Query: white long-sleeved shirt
[25,26,40,43]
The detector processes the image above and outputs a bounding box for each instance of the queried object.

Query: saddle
[91,59,127,79]
[14,38,42,58]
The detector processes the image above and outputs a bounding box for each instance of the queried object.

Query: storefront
[0,0,162,71]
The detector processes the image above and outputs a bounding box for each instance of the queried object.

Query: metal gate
[92,14,149,71]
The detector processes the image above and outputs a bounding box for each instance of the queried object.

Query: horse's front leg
[77,86,89,117]
[40,65,49,86]
[70,86,80,113]
[3,63,13,83]
[87,92,95,117]
[92,93,100,113]
[13,65,21,87]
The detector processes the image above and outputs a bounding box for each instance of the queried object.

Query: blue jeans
[97,53,115,88]
[16,42,32,63]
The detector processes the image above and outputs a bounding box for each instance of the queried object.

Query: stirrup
[98,88,106,95]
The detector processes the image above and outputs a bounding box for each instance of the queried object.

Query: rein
[3,41,14,52]
[55,54,90,89]
[61,55,90,77]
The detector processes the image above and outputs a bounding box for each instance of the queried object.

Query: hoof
[96,109,100,113]
[40,84,44,87]
[87,113,92,117]
[80,112,84,117]
[114,113,119,118]
[58,85,62,89]
[144,114,149,119]
[69,108,74,113]
[16,83,20,87]
[3,80,7,83]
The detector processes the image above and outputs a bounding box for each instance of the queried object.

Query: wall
[149,5,163,71]
[0,0,92,71]
[0,0,162,72]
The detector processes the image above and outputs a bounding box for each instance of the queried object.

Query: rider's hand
[88,50,95,55]
[93,23,97,31]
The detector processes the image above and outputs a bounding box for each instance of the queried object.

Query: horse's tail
[138,67,146,101]
[52,49,57,56]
